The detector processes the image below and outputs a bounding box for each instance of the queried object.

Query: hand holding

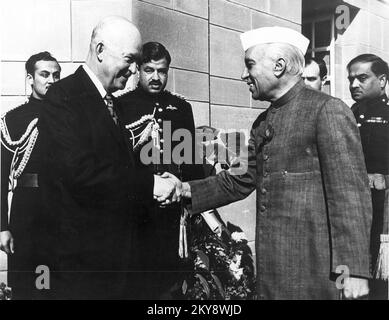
[153,174,176,203]
[158,172,182,205]
[0,231,15,254]
[342,277,369,299]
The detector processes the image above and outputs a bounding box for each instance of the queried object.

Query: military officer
[118,42,203,299]
[347,53,389,300]
[0,51,61,299]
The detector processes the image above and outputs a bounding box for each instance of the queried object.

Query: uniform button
[156,102,160,106]
[265,129,271,137]
[263,154,269,161]
[160,149,164,154]
[357,123,362,127]
[282,170,288,176]
[260,205,266,212]
[160,139,164,144]
[158,108,163,112]
[263,171,269,177]
[159,129,163,133]
[359,115,364,119]
[260,188,267,195]
[157,118,162,123]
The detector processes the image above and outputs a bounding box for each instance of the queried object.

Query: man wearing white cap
[167,27,372,299]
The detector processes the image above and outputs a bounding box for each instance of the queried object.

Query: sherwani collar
[271,79,305,109]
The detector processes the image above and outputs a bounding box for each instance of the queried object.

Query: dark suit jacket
[189,80,372,299]
[38,67,154,299]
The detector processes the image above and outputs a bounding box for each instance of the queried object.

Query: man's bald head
[89,16,141,54]
[86,16,142,93]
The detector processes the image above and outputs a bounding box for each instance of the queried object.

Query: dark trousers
[369,189,388,300]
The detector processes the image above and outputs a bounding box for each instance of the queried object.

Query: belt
[17,173,39,188]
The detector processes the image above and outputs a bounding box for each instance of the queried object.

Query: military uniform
[119,87,204,299]
[1,97,50,299]
[352,94,389,300]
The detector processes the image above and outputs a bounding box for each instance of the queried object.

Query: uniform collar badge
[166,105,177,110]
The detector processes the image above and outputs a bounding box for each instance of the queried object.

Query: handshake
[153,173,191,205]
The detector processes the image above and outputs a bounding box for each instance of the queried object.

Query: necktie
[105,94,119,125]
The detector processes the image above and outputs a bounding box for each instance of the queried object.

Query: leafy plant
[183,215,256,300]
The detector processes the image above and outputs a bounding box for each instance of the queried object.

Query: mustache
[149,80,162,86]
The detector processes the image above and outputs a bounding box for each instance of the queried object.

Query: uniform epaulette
[113,86,135,98]
[166,90,187,101]
[0,99,29,119]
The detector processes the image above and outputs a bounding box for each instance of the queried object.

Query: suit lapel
[75,67,135,164]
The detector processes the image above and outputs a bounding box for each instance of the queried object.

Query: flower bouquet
[182,212,256,300]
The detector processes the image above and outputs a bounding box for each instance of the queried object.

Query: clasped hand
[153,173,191,205]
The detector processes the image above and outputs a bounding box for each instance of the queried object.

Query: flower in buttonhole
[231,232,248,243]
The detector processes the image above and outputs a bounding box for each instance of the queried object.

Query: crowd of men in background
[0,16,388,300]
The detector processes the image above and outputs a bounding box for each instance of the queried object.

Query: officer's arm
[187,128,257,215]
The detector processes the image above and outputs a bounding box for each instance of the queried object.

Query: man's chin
[351,94,363,101]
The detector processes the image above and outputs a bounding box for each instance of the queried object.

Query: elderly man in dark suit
[38,16,177,299]
[164,27,372,300]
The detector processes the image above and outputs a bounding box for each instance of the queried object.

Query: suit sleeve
[188,127,257,214]
[316,98,372,278]
[39,87,154,203]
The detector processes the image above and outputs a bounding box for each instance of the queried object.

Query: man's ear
[379,73,387,89]
[26,73,34,87]
[274,58,286,78]
[96,42,104,62]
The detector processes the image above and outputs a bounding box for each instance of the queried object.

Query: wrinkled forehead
[303,62,320,76]
[141,58,169,69]
[34,60,61,72]
[348,61,374,75]
[245,44,269,61]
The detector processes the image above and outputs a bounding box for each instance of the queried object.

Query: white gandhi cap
[240,26,310,55]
